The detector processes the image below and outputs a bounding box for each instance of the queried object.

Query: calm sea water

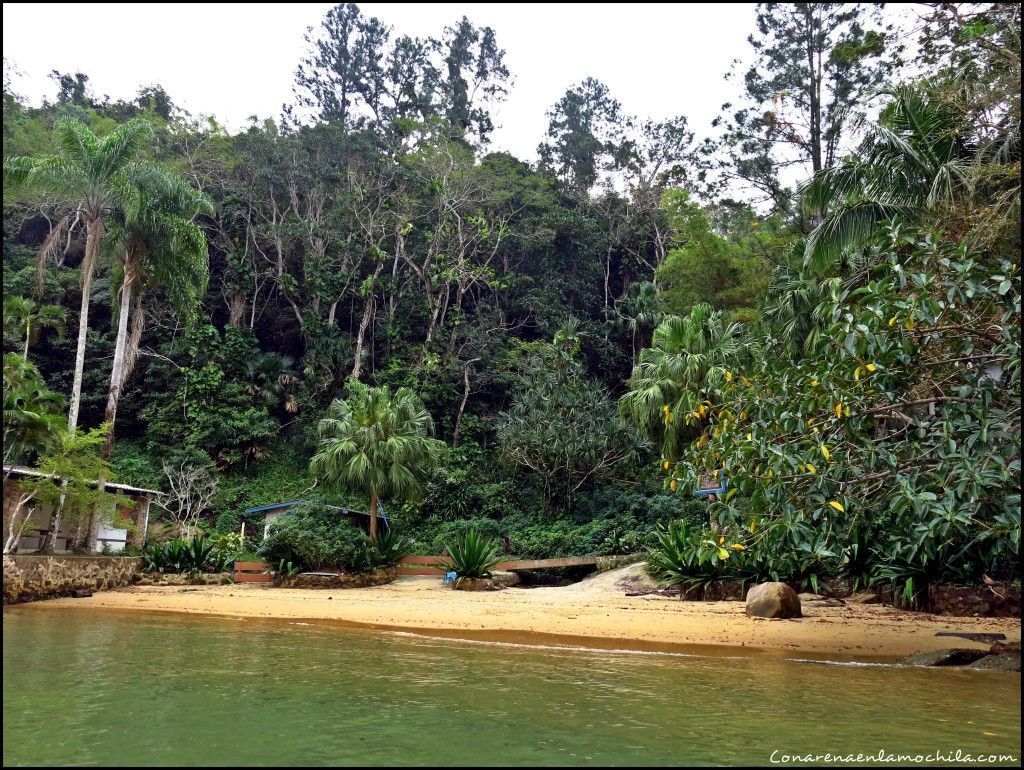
[3,607,1020,766]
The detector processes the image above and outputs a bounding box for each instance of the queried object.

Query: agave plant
[437,528,503,581]
[143,535,233,574]
[370,528,414,569]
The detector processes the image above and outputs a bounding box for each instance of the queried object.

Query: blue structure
[692,472,728,498]
[243,499,383,538]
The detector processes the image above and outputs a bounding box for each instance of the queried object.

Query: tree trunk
[67,217,103,432]
[369,494,378,541]
[101,271,133,460]
[37,484,67,554]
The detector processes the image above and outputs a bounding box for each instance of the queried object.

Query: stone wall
[2,555,143,604]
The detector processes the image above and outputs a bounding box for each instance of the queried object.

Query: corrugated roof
[3,465,163,496]
[243,499,371,517]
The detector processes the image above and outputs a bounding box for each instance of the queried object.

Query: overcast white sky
[3,3,758,161]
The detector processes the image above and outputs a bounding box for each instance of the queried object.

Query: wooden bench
[233,561,274,583]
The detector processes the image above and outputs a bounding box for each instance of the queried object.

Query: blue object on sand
[443,571,457,585]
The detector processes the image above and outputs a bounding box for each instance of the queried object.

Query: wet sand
[30,566,1021,660]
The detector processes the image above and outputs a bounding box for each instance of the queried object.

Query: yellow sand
[31,565,1020,659]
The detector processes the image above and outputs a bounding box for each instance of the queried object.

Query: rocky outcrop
[969,652,1021,672]
[491,570,520,588]
[904,648,990,666]
[745,582,802,618]
[3,555,143,604]
[279,568,395,589]
[452,576,500,591]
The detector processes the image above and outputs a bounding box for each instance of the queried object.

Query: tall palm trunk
[41,216,102,554]
[369,494,378,541]
[101,267,133,460]
[67,215,103,432]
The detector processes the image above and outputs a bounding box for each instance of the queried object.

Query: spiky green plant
[437,528,503,581]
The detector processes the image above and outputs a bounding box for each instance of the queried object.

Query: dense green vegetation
[3,4,1019,597]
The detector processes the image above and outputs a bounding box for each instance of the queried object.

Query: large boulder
[745,582,802,619]
[969,653,1021,672]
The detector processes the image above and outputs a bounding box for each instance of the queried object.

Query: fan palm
[310,380,447,539]
[801,85,976,270]
[4,117,155,431]
[100,169,212,458]
[619,303,744,459]
[2,296,66,359]
[613,280,665,358]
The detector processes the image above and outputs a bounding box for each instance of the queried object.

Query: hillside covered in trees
[4,3,1019,597]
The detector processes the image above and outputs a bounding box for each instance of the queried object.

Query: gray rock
[969,652,1021,672]
[848,589,880,604]
[904,648,990,666]
[746,582,802,619]
[491,571,520,588]
[71,588,93,598]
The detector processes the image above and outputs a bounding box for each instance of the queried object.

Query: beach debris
[934,631,1006,643]
[71,588,93,598]
[745,582,802,619]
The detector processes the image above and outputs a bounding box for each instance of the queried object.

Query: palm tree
[800,85,976,270]
[2,296,66,359]
[619,303,744,459]
[310,380,446,539]
[4,117,155,432]
[244,353,300,414]
[613,281,665,358]
[99,170,213,459]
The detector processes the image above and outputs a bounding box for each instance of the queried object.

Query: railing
[395,554,604,576]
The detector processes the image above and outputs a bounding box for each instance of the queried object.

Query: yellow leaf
[717,548,730,560]
[718,536,725,545]
[888,317,897,327]
[821,445,831,461]
[835,403,843,418]
[828,501,845,513]
[806,462,817,474]
[749,520,757,533]
[669,479,677,492]
[905,318,916,331]
[746,433,753,442]
[730,543,746,551]
[844,405,851,417]
[866,363,877,372]
[811,379,819,387]
[662,459,670,471]
[855,366,863,380]
[724,370,733,381]
[740,411,747,421]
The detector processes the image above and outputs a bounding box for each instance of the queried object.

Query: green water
[3,608,1020,766]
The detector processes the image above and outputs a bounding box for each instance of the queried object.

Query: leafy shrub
[438,528,503,580]
[258,506,368,572]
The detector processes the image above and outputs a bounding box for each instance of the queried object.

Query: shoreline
[11,571,1021,661]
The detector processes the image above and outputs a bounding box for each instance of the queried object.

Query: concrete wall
[2,554,143,604]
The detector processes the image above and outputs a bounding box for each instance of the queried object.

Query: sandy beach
[28,566,1021,660]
